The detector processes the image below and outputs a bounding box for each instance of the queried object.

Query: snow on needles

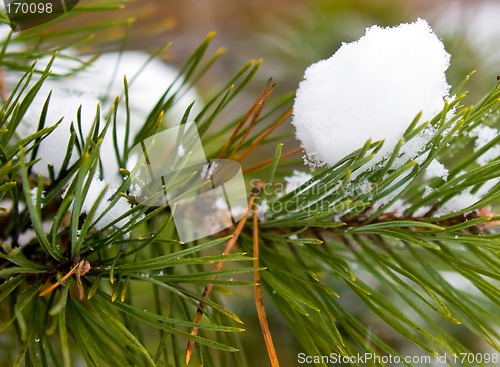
[292,19,450,167]
[468,125,500,165]
[0,44,201,231]
[14,51,200,180]
[284,170,313,194]
[61,176,133,231]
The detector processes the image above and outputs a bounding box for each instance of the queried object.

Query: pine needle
[244,145,303,174]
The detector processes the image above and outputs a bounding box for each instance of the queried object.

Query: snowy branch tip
[292,19,450,168]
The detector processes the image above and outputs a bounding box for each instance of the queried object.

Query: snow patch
[292,19,450,168]
[468,125,500,165]
[435,190,480,216]
[284,170,313,194]
[62,176,132,230]
[424,159,448,180]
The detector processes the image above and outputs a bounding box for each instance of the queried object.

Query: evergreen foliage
[1,3,500,366]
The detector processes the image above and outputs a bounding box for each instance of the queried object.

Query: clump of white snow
[9,50,201,181]
[393,128,436,169]
[292,19,450,167]
[435,190,479,216]
[30,187,45,206]
[256,199,269,222]
[48,51,200,129]
[380,199,411,217]
[284,170,313,194]
[412,205,432,218]
[424,159,448,180]
[468,125,500,165]
[18,88,101,178]
[62,176,133,230]
[2,48,198,233]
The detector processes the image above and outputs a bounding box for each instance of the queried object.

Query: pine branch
[1,4,500,366]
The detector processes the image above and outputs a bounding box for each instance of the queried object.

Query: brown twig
[227,80,275,159]
[185,183,264,365]
[39,260,84,297]
[253,193,280,367]
[237,108,292,162]
[217,80,274,159]
[39,260,91,298]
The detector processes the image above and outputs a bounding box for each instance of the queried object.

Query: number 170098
[6,2,53,14]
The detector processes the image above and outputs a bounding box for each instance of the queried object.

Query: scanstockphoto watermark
[250,179,376,217]
[129,122,248,243]
[297,353,432,365]
[297,352,500,365]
